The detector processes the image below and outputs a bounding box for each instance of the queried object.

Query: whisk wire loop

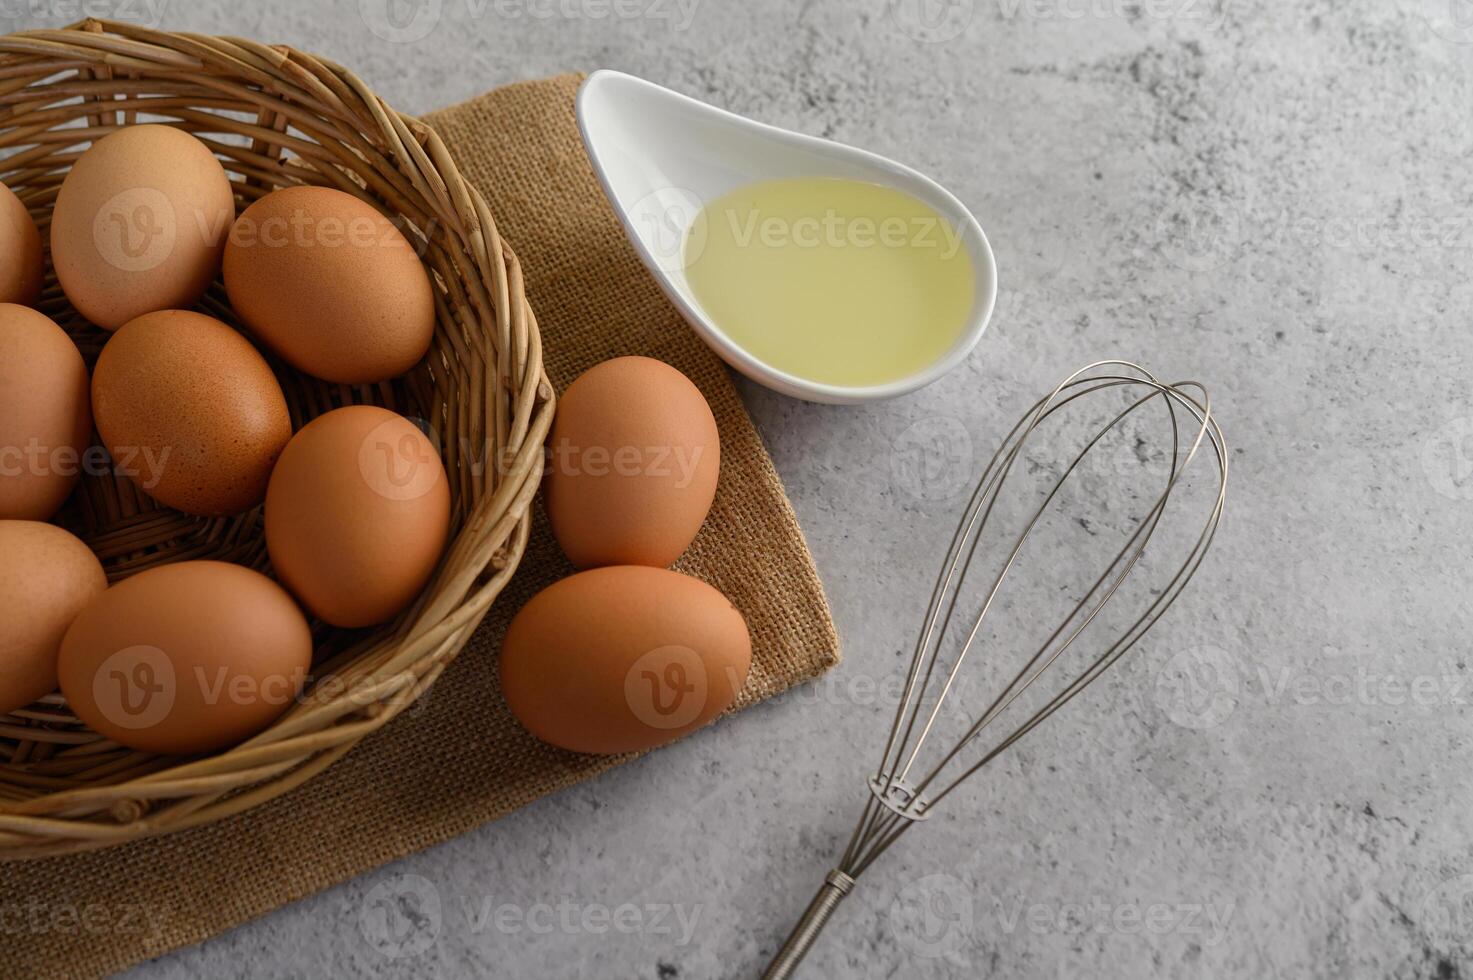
[764,361,1228,980]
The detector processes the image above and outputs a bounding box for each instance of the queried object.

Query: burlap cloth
[2,73,839,980]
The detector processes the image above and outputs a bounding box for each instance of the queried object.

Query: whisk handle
[760,870,856,980]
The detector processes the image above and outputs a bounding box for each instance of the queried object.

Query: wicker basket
[0,20,555,859]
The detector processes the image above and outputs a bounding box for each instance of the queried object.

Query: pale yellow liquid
[683,177,975,388]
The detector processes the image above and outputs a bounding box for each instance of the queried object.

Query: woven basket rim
[0,19,555,859]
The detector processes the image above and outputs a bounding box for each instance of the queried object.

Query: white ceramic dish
[576,69,999,405]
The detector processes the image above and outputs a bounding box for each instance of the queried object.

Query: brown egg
[223,186,435,383]
[500,566,751,754]
[265,406,450,628]
[0,522,107,716]
[51,125,235,330]
[91,310,290,516]
[545,357,721,569]
[58,561,312,755]
[0,304,93,520]
[0,181,44,307]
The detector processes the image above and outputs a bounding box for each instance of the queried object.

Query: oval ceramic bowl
[577,70,998,405]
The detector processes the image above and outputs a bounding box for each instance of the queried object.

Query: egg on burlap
[500,566,751,755]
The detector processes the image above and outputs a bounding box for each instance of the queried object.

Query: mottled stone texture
[5,0,1466,976]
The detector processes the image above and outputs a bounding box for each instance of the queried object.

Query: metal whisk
[761,360,1228,979]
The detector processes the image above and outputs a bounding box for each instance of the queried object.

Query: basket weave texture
[0,19,553,859]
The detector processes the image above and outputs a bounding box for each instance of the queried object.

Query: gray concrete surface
[6,0,1470,976]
